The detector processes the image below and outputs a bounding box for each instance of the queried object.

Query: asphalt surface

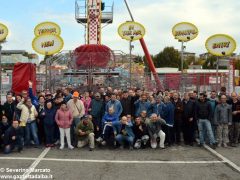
[0,145,239,180]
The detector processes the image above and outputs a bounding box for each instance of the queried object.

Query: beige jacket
[17,101,38,127]
[67,99,85,118]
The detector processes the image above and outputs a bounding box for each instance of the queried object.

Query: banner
[34,22,61,36]
[118,21,145,41]
[12,63,36,95]
[0,23,8,42]
[205,34,237,56]
[32,34,64,55]
[172,22,198,42]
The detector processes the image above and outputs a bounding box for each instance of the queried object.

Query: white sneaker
[96,137,103,143]
[59,145,64,150]
[101,140,106,146]
[151,141,157,149]
[68,145,74,150]
[223,143,228,148]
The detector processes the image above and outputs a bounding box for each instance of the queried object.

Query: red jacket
[55,109,73,129]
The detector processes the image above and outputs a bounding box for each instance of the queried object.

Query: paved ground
[0,144,239,180]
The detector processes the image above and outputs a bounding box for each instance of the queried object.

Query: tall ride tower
[75,0,114,44]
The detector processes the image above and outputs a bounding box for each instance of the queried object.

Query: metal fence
[144,72,232,93]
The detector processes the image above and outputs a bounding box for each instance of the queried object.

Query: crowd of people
[0,81,239,154]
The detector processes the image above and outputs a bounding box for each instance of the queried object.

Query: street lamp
[0,40,6,103]
[129,35,134,88]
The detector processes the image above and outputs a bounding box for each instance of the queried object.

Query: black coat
[121,97,133,117]
[0,122,10,137]
[182,100,195,122]
[3,102,15,123]
[195,100,212,120]
[3,126,23,145]
[133,123,148,140]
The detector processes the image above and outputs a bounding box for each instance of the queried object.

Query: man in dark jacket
[120,91,133,117]
[229,92,240,146]
[182,93,195,146]
[3,94,15,124]
[195,93,216,148]
[172,92,184,144]
[89,93,104,138]
[3,120,23,154]
[0,115,10,147]
[133,117,149,149]
[41,101,57,147]
[36,96,46,144]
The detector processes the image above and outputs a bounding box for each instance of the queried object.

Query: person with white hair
[147,113,166,149]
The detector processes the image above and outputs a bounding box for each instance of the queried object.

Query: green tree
[133,55,144,65]
[153,47,187,70]
[202,56,217,69]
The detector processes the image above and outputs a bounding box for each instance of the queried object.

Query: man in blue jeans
[195,93,217,149]
[113,116,135,150]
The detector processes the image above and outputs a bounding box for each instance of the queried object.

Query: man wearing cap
[75,116,95,151]
[67,91,85,146]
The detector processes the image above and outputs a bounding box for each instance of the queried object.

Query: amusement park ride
[73,0,163,90]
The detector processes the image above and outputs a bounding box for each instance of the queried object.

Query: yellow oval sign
[118,21,145,41]
[205,34,237,56]
[34,22,61,36]
[0,23,9,42]
[172,22,198,42]
[32,34,64,55]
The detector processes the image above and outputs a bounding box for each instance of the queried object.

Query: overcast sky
[0,0,239,58]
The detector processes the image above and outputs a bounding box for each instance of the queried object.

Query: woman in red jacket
[55,102,74,150]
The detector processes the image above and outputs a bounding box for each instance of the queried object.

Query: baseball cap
[73,91,79,98]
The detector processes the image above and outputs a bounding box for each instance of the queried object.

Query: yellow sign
[0,23,9,42]
[118,21,145,41]
[172,22,198,42]
[205,34,237,56]
[32,34,64,55]
[34,22,61,36]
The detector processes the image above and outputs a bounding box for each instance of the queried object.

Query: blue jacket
[29,88,39,107]
[102,113,119,125]
[42,107,57,125]
[162,102,175,127]
[64,94,72,103]
[90,99,104,118]
[151,102,166,118]
[112,121,135,138]
[134,100,151,117]
[105,100,123,118]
